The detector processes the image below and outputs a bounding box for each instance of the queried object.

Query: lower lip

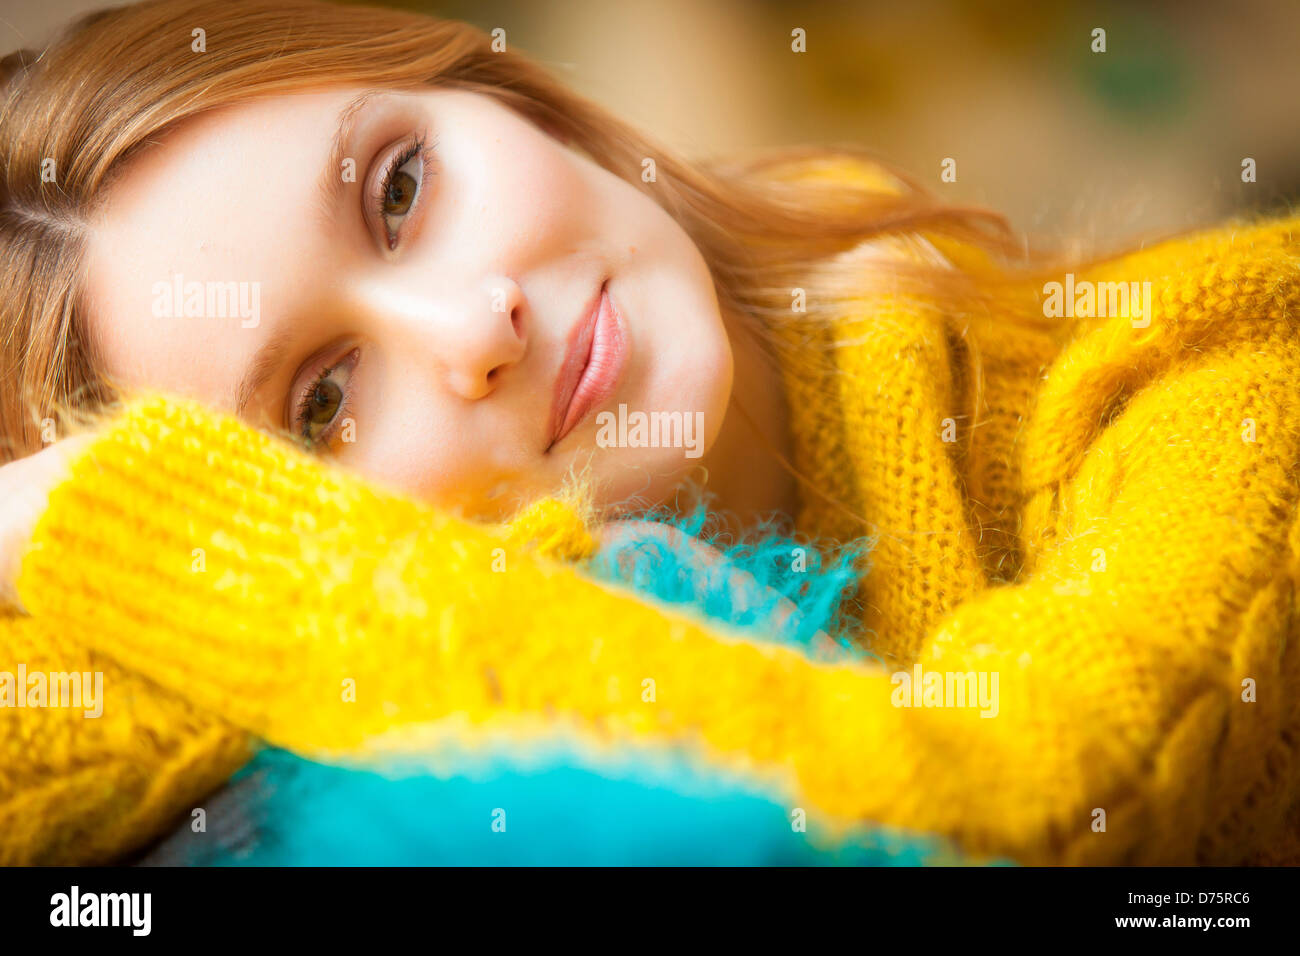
[552,284,628,447]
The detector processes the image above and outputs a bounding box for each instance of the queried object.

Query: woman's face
[85,87,734,520]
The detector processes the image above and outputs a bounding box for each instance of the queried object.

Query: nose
[367,273,528,402]
[442,275,528,400]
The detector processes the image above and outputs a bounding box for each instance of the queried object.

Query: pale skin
[0,86,800,617]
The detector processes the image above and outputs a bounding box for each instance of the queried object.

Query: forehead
[82,88,354,409]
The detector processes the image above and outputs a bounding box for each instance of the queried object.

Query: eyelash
[371,133,435,249]
[294,350,359,452]
[290,134,434,448]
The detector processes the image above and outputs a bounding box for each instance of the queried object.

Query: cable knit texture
[2,165,1299,865]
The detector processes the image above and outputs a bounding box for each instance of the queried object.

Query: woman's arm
[0,436,252,865]
[9,367,1299,865]
[11,394,882,757]
[0,610,251,864]
[0,434,94,612]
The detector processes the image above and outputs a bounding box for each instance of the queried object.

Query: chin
[579,325,731,512]
[596,465,696,515]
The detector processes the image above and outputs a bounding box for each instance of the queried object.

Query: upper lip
[548,280,609,450]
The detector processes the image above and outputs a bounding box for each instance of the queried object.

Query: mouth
[547,279,628,450]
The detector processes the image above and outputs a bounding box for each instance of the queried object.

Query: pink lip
[548,280,627,449]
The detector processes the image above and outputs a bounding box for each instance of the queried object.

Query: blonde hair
[0,0,1063,465]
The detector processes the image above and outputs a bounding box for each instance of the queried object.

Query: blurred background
[4,0,1297,249]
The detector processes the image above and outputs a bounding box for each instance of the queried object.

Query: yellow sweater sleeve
[915,323,1300,864]
[10,244,1300,866]
[0,611,251,864]
[12,395,930,859]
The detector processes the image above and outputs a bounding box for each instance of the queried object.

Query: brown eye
[374,141,429,248]
[308,379,342,424]
[294,347,361,451]
[383,169,418,216]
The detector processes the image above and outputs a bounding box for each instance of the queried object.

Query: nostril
[510,305,523,339]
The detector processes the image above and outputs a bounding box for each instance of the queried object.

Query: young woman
[2,0,1298,866]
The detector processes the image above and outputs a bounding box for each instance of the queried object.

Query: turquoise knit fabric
[174,513,981,866]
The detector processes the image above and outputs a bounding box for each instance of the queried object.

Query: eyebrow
[234,90,382,421]
[314,89,384,229]
[234,319,297,420]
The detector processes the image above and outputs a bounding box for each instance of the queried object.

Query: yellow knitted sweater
[3,174,1299,866]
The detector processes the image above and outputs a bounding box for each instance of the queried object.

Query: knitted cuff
[8,391,924,851]
[13,391,502,746]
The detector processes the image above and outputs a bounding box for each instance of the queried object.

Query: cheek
[347,397,549,517]
[88,295,241,412]
[446,125,595,258]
